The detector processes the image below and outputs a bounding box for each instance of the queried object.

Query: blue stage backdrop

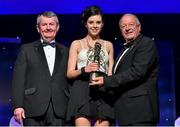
[0,0,180,14]
[0,1,179,125]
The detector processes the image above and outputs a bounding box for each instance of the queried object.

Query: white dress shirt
[41,39,56,76]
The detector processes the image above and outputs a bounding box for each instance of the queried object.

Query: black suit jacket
[12,40,70,118]
[104,34,159,125]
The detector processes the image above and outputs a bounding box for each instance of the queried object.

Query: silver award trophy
[89,42,101,85]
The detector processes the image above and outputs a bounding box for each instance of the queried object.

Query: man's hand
[91,76,104,86]
[14,108,25,125]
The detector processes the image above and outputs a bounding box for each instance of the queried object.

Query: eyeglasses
[120,23,139,30]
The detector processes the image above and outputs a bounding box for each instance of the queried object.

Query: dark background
[0,14,180,125]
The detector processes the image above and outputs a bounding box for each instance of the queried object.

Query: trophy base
[89,71,106,86]
[89,72,97,86]
[89,82,94,86]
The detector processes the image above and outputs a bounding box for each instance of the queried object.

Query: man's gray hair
[36,11,59,26]
[119,13,141,25]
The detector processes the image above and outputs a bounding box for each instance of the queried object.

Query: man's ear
[36,25,40,33]
[57,24,60,31]
[138,24,141,32]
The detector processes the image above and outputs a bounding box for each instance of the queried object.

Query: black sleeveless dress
[66,41,114,124]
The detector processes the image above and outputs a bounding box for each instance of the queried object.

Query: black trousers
[120,121,157,126]
[131,121,157,126]
[24,101,65,126]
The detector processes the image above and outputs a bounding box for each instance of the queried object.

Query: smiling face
[119,14,141,43]
[85,15,104,37]
[37,16,59,42]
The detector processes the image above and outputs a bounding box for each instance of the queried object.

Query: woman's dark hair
[81,5,104,24]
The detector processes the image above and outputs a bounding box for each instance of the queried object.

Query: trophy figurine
[89,42,101,85]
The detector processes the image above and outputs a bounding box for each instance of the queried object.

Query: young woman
[66,6,114,126]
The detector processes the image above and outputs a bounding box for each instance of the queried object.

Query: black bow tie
[42,41,56,48]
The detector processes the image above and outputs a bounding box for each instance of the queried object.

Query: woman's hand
[85,62,99,73]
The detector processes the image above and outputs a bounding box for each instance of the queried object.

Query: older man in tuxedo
[93,13,159,126]
[12,11,70,126]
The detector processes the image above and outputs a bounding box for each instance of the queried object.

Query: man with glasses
[92,13,159,126]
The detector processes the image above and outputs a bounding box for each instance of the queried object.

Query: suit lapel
[112,47,125,71]
[113,34,143,73]
[52,43,63,77]
[34,40,51,77]
[113,46,133,73]
[116,46,133,68]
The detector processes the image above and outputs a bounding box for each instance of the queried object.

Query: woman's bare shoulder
[71,39,81,46]
[72,38,85,44]
[70,38,86,50]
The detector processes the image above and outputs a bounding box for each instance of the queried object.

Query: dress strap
[103,40,107,51]
[79,40,84,49]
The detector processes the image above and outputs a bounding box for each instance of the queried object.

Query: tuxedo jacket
[12,40,70,118]
[104,34,159,125]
